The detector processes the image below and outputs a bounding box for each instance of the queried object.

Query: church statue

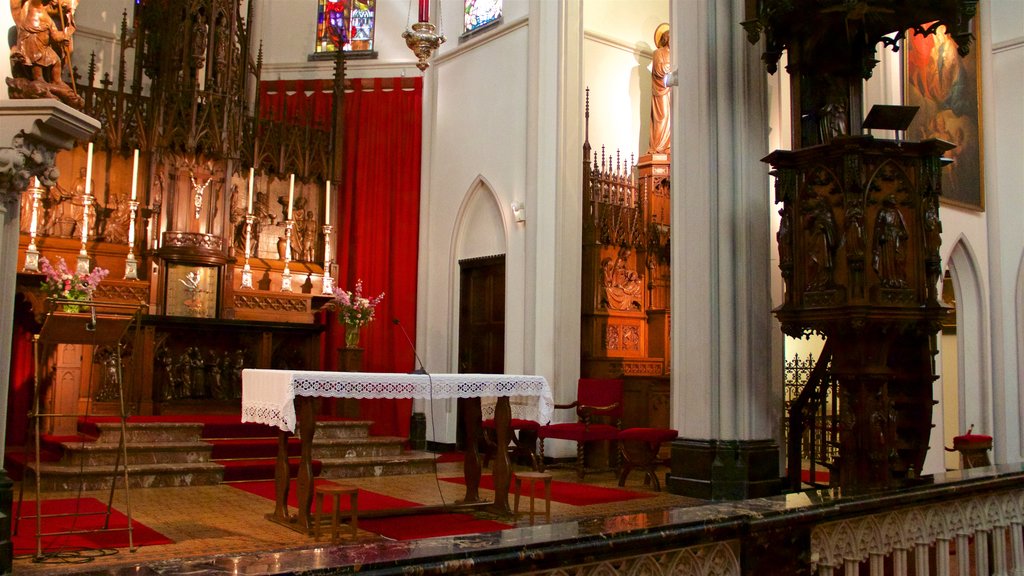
[648,23,671,155]
[102,189,132,244]
[7,0,84,109]
[601,248,644,311]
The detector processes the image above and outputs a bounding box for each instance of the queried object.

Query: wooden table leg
[294,395,317,531]
[490,397,512,515]
[273,430,292,522]
[459,397,483,504]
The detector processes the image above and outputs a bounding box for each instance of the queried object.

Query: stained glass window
[315,0,376,54]
[465,0,502,35]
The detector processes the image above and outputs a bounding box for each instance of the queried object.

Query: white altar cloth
[242,369,554,433]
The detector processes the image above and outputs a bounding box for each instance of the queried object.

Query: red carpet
[359,513,513,540]
[800,469,831,484]
[13,498,173,555]
[231,479,423,510]
[231,480,511,540]
[442,474,654,506]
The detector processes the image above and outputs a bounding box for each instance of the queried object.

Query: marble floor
[10,460,700,575]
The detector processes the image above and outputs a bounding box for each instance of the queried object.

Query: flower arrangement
[39,256,109,309]
[332,279,384,347]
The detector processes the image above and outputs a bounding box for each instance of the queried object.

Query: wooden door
[458,255,505,374]
[457,255,505,451]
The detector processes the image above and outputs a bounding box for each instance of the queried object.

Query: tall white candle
[84,142,93,196]
[247,167,255,214]
[324,180,331,225]
[130,149,139,201]
[288,173,295,220]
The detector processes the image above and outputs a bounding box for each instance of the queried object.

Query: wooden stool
[313,483,359,542]
[513,471,552,524]
[616,427,678,491]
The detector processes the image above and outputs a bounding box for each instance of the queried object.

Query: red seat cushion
[481,419,540,431]
[953,433,992,442]
[617,427,678,444]
[953,434,992,449]
[538,422,619,442]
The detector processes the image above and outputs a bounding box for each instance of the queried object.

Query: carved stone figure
[648,23,671,154]
[872,195,909,288]
[8,0,83,108]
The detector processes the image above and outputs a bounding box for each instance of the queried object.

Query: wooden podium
[23,299,145,560]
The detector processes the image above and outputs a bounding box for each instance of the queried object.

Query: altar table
[242,369,553,531]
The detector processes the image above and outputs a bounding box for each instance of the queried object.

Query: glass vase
[344,324,362,348]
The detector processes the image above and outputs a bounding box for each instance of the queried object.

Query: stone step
[317,451,437,479]
[57,440,214,467]
[85,422,205,444]
[312,436,406,459]
[26,461,224,491]
[303,420,373,440]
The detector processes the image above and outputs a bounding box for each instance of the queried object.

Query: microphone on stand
[393,318,427,374]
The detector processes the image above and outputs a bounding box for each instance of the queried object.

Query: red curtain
[260,80,334,130]
[6,299,38,450]
[322,77,423,437]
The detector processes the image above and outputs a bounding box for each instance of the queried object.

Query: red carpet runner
[441,474,654,506]
[13,498,173,555]
[231,479,514,540]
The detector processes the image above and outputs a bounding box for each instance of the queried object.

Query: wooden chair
[616,427,678,491]
[481,418,541,470]
[537,378,623,480]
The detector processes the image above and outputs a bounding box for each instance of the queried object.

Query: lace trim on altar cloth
[241,369,553,432]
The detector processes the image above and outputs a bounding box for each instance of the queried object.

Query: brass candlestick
[281,219,294,292]
[321,224,334,295]
[23,178,43,272]
[241,214,255,289]
[125,199,140,279]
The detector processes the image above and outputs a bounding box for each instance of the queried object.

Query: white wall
[982,0,1024,463]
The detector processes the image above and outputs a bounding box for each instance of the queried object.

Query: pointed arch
[448,174,512,367]
[451,174,511,263]
[945,235,991,439]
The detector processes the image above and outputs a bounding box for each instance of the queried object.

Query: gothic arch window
[464,0,502,36]
[315,0,376,55]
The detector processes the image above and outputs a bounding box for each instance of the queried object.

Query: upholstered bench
[616,427,678,491]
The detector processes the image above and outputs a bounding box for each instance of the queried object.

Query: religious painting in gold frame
[903,20,983,211]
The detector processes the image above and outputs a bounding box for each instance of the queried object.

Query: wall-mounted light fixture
[510,201,526,223]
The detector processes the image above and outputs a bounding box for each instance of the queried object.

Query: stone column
[0,100,99,574]
[665,0,781,499]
